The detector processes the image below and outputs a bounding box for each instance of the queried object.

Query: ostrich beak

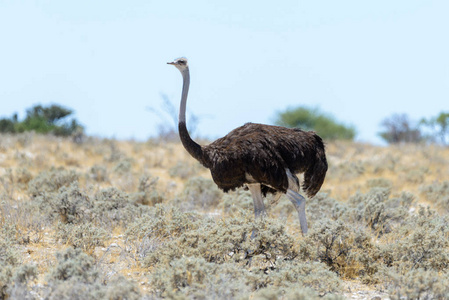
[167,61,175,65]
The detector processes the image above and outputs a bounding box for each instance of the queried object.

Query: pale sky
[1,1,448,144]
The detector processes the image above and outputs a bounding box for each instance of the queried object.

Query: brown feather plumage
[195,122,328,198]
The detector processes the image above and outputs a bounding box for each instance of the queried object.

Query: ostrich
[167,57,327,235]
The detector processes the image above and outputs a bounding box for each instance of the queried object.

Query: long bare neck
[178,68,204,164]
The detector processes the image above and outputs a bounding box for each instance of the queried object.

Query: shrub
[0,104,84,136]
[264,260,342,296]
[274,106,356,140]
[0,238,20,299]
[131,174,164,206]
[93,187,152,227]
[420,111,449,145]
[177,176,223,211]
[45,247,140,300]
[307,219,357,276]
[221,188,254,214]
[89,165,108,182]
[379,113,423,144]
[420,181,449,213]
[382,267,449,300]
[253,287,345,300]
[28,168,78,197]
[150,256,252,298]
[139,210,298,268]
[350,188,410,234]
[169,161,200,179]
[125,205,201,241]
[380,207,449,272]
[55,222,109,253]
[113,158,133,174]
[6,264,38,300]
[34,182,92,224]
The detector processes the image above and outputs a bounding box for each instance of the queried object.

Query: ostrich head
[167,57,189,72]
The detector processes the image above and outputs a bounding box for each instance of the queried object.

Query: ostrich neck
[179,69,190,124]
[178,68,205,164]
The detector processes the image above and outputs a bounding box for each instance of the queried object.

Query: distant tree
[25,104,72,125]
[0,119,16,133]
[0,113,18,133]
[0,104,83,137]
[274,106,356,141]
[379,113,423,144]
[420,112,449,145]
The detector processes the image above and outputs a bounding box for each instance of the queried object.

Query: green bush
[0,104,84,136]
[274,106,356,140]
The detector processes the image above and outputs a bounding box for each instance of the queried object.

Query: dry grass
[1,133,449,299]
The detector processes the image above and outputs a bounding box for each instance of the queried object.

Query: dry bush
[420,181,449,212]
[261,260,342,296]
[327,160,366,181]
[221,188,254,214]
[306,219,361,278]
[306,192,345,225]
[129,207,298,268]
[169,160,201,179]
[6,264,38,300]
[55,223,109,253]
[150,256,252,298]
[0,219,25,299]
[131,174,164,206]
[44,247,141,300]
[149,253,342,298]
[1,197,45,244]
[89,164,109,182]
[349,188,412,234]
[382,267,449,300]
[28,167,78,197]
[113,158,133,174]
[379,207,449,272]
[253,287,345,300]
[0,238,20,299]
[176,176,223,211]
[34,182,92,224]
[93,186,152,227]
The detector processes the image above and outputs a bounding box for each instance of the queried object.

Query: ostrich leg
[285,169,308,235]
[247,183,267,218]
[247,183,266,239]
[286,189,308,235]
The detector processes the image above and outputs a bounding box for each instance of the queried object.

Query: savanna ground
[1,133,449,299]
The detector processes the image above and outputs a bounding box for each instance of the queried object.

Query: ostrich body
[168,57,327,235]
